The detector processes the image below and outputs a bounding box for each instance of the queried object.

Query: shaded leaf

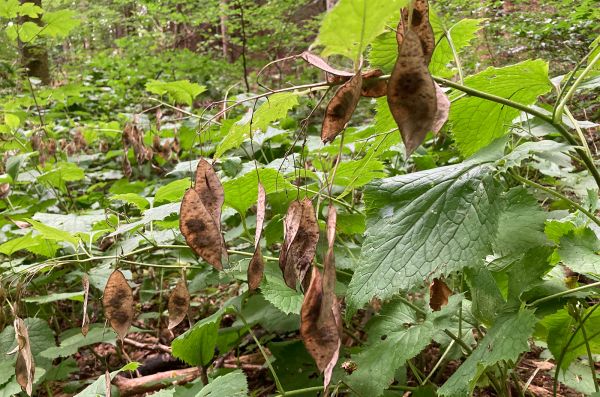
[168,279,190,329]
[558,228,600,276]
[322,72,363,143]
[102,270,134,342]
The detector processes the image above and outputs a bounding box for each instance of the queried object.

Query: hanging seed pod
[14,318,34,396]
[320,205,337,319]
[429,278,452,311]
[122,155,132,178]
[432,82,451,133]
[168,279,190,329]
[403,0,435,65]
[321,72,363,143]
[193,160,224,233]
[387,29,437,157]
[360,69,388,98]
[82,274,90,336]
[248,183,266,291]
[102,270,134,342]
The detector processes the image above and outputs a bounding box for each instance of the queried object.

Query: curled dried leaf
[429,278,452,311]
[402,0,435,65]
[300,51,354,78]
[82,274,90,337]
[102,270,134,341]
[14,318,34,396]
[248,183,266,291]
[433,82,451,133]
[300,267,341,389]
[180,188,225,270]
[322,72,363,143]
[360,69,388,98]
[279,198,319,290]
[387,29,437,157]
[168,279,190,329]
[320,205,337,320]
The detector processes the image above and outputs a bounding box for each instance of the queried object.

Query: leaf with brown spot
[279,198,320,290]
[102,270,134,342]
[300,51,354,78]
[180,188,225,270]
[14,318,34,396]
[387,29,437,157]
[360,69,388,98]
[168,279,190,329]
[322,72,363,143]
[433,82,451,133]
[300,267,341,389]
[402,0,435,65]
[82,274,90,337]
[429,278,452,311]
[248,183,266,291]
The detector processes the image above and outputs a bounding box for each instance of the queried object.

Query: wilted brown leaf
[387,29,437,157]
[322,72,363,143]
[320,205,337,319]
[429,278,452,311]
[300,267,341,389]
[180,188,225,270]
[279,198,319,290]
[248,183,266,291]
[122,155,132,178]
[102,270,134,341]
[432,82,451,133]
[168,279,190,329]
[82,274,90,336]
[360,69,388,98]
[300,51,354,78]
[14,317,34,396]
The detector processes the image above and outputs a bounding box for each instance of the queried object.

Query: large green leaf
[146,80,206,106]
[438,310,536,397]
[26,218,79,248]
[260,262,303,315]
[216,93,298,158]
[346,158,501,312]
[41,325,118,359]
[75,362,139,397]
[40,9,80,38]
[315,0,407,61]
[196,370,248,397]
[450,60,552,156]
[558,228,600,275]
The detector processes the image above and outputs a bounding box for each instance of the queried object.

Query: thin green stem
[572,308,599,392]
[527,281,600,307]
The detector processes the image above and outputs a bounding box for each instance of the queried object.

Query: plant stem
[572,308,599,392]
[527,281,600,307]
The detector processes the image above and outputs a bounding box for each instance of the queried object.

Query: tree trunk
[19,0,50,84]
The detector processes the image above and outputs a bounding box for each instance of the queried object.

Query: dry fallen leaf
[14,318,34,396]
[82,274,90,337]
[248,183,266,291]
[168,279,191,329]
[429,278,452,311]
[387,29,437,157]
[180,188,225,270]
[102,270,134,341]
[300,267,341,389]
[432,82,451,133]
[322,72,363,143]
[360,69,388,98]
[279,198,320,290]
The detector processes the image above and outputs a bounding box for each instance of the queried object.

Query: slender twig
[526,281,600,307]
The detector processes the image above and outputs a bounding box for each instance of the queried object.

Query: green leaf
[154,178,190,205]
[37,161,85,193]
[450,60,552,156]
[26,218,79,248]
[558,228,600,275]
[23,291,83,304]
[75,362,139,397]
[438,310,536,397]
[346,159,501,313]
[315,0,407,61]
[41,325,118,359]
[367,31,397,73]
[345,300,435,396]
[108,202,180,237]
[0,0,19,18]
[331,159,386,190]
[17,2,42,18]
[41,9,80,38]
[216,93,299,158]
[260,262,303,315]
[222,168,295,215]
[146,80,206,106]
[494,187,549,255]
[197,370,248,397]
[3,113,19,129]
[269,340,320,392]
[465,267,505,326]
[111,193,150,210]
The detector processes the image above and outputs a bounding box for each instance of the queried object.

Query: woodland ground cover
[0,0,599,396]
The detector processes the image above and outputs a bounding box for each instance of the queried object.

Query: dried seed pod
[322,72,363,143]
[300,267,341,388]
[403,0,435,65]
[360,69,388,98]
[279,198,320,290]
[387,29,437,157]
[102,270,134,342]
[320,205,337,320]
[429,278,452,311]
[168,279,190,329]
[193,160,225,234]
[0,183,10,199]
[14,318,34,396]
[82,274,90,336]
[180,188,225,270]
[153,135,162,152]
[300,51,354,79]
[248,183,266,291]
[122,155,132,178]
[433,82,451,133]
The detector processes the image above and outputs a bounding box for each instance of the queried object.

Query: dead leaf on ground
[248,183,266,291]
[429,278,452,311]
[279,198,320,290]
[103,270,134,342]
[322,72,363,143]
[300,267,341,389]
[168,279,190,329]
[387,29,437,157]
[82,274,90,336]
[14,318,34,396]
[433,82,451,133]
[180,188,225,270]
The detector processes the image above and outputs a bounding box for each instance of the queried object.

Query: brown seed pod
[429,278,452,311]
[248,183,266,291]
[168,279,190,329]
[193,159,225,234]
[0,183,10,199]
[321,72,363,143]
[320,205,337,320]
[122,155,132,178]
[300,51,354,79]
[360,69,388,98]
[387,29,437,157]
[300,267,341,387]
[432,82,451,134]
[14,318,34,396]
[180,188,225,270]
[401,0,435,65]
[102,270,134,342]
[279,198,320,290]
[82,274,90,336]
